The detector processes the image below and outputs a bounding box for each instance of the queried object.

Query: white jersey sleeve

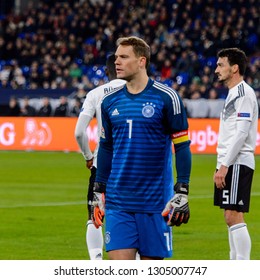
[221,119,251,167]
[75,114,93,161]
[75,79,126,167]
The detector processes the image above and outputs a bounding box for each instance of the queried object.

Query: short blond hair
[116,36,150,70]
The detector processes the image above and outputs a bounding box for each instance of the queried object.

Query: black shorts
[87,166,96,215]
[214,164,254,212]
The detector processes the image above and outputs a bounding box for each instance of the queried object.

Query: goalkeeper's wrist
[174,182,189,195]
[94,182,106,194]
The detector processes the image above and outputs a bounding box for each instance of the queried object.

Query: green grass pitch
[0,151,259,260]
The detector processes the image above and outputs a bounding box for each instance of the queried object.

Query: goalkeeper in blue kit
[92,36,192,260]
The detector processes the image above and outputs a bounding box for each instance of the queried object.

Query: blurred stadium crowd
[0,0,259,117]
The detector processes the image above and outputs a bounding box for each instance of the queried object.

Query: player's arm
[214,119,251,188]
[75,90,97,168]
[95,102,113,183]
[222,94,254,168]
[162,134,191,226]
[172,131,191,184]
[222,119,251,168]
[92,102,113,228]
[162,93,192,226]
[74,114,94,168]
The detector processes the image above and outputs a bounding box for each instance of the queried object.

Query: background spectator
[0,0,259,117]
[54,96,69,117]
[70,97,82,117]
[20,96,36,116]
[7,96,21,116]
[37,97,52,117]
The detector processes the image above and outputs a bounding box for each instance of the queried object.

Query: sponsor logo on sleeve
[238,112,250,117]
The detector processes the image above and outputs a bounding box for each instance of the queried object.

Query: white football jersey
[217,81,258,169]
[80,79,126,165]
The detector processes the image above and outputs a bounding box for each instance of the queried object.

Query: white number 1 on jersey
[127,119,133,139]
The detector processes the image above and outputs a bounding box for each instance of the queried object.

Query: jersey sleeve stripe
[238,83,245,97]
[153,82,181,114]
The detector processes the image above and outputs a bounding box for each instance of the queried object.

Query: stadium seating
[184,98,210,118]
[0,0,259,117]
[176,73,189,85]
[207,99,225,118]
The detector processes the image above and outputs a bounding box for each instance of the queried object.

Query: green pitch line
[1,192,260,209]
[0,151,259,260]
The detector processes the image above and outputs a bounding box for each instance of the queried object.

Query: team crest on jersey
[142,102,155,118]
[105,231,111,244]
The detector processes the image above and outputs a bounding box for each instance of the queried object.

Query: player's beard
[217,72,232,86]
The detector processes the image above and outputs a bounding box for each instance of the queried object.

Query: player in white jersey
[75,54,126,260]
[213,48,258,260]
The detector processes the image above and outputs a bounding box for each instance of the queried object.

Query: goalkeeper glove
[162,182,190,226]
[91,182,106,229]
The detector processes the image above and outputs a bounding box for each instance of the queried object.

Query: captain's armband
[171,130,189,144]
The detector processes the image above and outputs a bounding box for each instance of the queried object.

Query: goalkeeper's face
[115,45,145,81]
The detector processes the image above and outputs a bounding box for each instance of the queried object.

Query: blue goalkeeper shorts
[104,209,173,258]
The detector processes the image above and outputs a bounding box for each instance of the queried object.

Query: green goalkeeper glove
[162,182,190,226]
[91,182,106,229]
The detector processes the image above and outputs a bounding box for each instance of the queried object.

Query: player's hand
[91,182,106,228]
[162,183,190,226]
[86,158,94,169]
[214,165,228,189]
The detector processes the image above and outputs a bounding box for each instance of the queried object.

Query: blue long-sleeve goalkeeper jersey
[96,78,191,213]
